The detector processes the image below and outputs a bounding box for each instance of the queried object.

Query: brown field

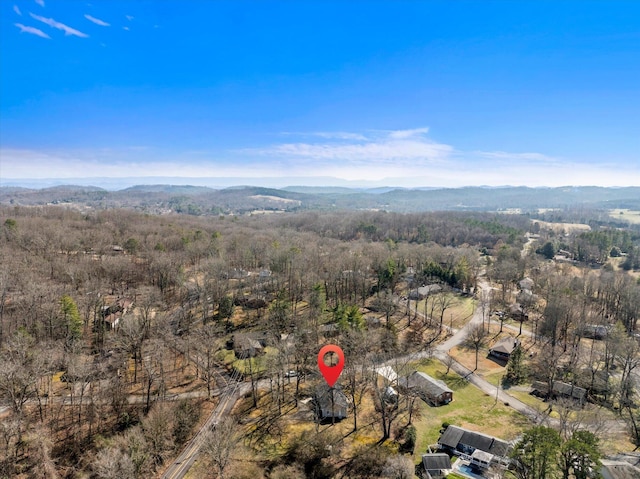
[533,219,591,233]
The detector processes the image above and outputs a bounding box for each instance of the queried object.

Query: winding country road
[432,279,542,421]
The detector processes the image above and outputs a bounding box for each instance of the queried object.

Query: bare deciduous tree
[464,323,487,371]
[201,417,241,479]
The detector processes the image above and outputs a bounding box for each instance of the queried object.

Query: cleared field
[533,219,591,233]
[610,209,640,224]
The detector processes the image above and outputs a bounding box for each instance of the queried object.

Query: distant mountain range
[1,183,639,214]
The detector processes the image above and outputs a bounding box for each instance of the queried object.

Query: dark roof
[600,460,640,479]
[402,371,452,397]
[490,336,520,355]
[315,384,348,419]
[233,332,267,355]
[532,380,587,400]
[422,453,451,471]
[438,425,510,457]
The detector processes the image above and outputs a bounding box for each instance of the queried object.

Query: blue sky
[1,1,639,187]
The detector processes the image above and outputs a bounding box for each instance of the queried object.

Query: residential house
[600,454,640,479]
[314,384,348,421]
[422,453,451,478]
[470,449,493,470]
[489,336,521,361]
[531,380,587,404]
[409,284,442,300]
[400,371,453,406]
[103,312,122,331]
[581,324,609,340]
[99,297,133,331]
[519,277,534,291]
[509,303,529,320]
[600,459,640,479]
[232,332,267,358]
[438,425,511,463]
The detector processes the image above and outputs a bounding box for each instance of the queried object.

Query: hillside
[1,185,639,215]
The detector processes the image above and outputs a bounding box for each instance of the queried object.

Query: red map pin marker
[318,344,344,387]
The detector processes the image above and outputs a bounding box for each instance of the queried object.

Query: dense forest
[2,185,640,215]
[1,202,639,478]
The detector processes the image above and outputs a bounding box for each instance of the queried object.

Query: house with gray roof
[232,332,267,358]
[438,425,511,460]
[519,277,534,291]
[531,380,587,404]
[314,384,348,422]
[489,336,521,361]
[400,371,453,406]
[409,284,442,300]
[600,459,640,479]
[422,453,451,478]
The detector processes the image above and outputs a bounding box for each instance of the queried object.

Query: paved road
[161,380,249,479]
[396,279,545,422]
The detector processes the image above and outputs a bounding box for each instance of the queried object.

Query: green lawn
[410,358,530,463]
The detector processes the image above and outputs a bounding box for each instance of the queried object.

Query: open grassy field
[410,358,531,461]
[610,209,640,224]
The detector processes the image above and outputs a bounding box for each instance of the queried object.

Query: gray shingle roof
[532,380,586,400]
[438,425,510,457]
[402,371,452,397]
[315,384,348,419]
[490,336,520,355]
[422,453,451,471]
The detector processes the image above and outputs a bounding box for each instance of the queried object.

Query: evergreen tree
[559,431,602,479]
[60,294,82,347]
[510,426,561,479]
[505,345,528,385]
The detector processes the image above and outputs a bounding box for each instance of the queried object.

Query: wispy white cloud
[310,132,369,141]
[30,12,89,37]
[476,150,558,163]
[123,26,130,31]
[246,128,452,167]
[282,131,368,141]
[14,23,50,39]
[387,127,430,139]
[34,0,44,6]
[84,14,110,27]
[2,146,638,187]
[125,15,134,21]
[13,5,22,15]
